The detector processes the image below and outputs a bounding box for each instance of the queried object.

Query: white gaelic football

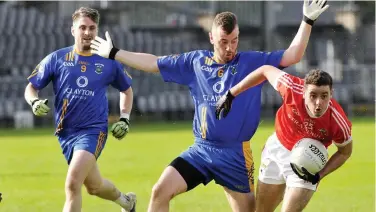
[290,138,329,175]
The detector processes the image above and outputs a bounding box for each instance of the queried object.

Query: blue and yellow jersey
[28,46,132,135]
[158,50,284,146]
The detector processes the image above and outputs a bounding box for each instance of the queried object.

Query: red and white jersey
[272,72,352,150]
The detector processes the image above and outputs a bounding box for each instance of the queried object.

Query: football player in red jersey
[216,66,352,212]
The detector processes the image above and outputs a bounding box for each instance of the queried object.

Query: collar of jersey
[210,52,238,65]
[73,46,92,56]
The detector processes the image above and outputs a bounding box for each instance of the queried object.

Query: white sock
[115,193,132,210]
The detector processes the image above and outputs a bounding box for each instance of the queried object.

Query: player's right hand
[31,99,50,116]
[215,90,235,120]
[90,31,119,60]
[290,163,321,185]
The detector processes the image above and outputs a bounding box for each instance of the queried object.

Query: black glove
[215,90,235,120]
[290,163,320,185]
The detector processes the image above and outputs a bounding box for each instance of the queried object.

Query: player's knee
[281,200,306,212]
[84,179,105,196]
[151,182,175,201]
[85,184,101,195]
[65,178,82,194]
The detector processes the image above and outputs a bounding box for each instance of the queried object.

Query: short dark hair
[213,12,238,34]
[304,69,333,89]
[72,7,100,25]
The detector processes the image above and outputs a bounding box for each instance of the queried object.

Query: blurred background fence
[0,1,374,128]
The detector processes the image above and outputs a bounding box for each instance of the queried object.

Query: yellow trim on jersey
[56,99,68,133]
[205,57,214,66]
[94,132,106,158]
[74,47,92,56]
[211,56,220,63]
[242,141,255,193]
[70,51,74,61]
[65,51,75,62]
[200,106,207,139]
[27,65,39,80]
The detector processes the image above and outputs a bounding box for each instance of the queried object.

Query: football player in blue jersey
[24,7,136,212]
[91,1,329,211]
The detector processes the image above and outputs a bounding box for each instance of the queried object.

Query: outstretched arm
[91,32,159,73]
[115,50,159,73]
[215,65,282,119]
[279,0,329,67]
[230,65,282,97]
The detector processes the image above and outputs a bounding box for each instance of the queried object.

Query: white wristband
[120,113,130,120]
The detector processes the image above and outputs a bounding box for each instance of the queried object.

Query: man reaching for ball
[216,66,353,212]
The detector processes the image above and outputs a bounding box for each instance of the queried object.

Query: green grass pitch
[0,118,374,211]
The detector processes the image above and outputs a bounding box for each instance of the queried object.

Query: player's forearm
[115,50,159,73]
[24,83,39,106]
[119,87,133,118]
[280,21,312,67]
[319,150,352,180]
[230,71,265,96]
[230,65,279,96]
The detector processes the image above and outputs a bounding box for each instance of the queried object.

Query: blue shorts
[180,139,255,193]
[58,131,107,164]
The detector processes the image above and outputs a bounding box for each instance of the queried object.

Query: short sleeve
[111,61,132,91]
[157,51,197,85]
[330,102,353,147]
[274,73,304,100]
[27,53,56,90]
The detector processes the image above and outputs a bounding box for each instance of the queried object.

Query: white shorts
[258,133,317,191]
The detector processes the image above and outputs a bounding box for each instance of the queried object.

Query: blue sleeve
[111,61,132,91]
[27,53,56,90]
[260,50,285,68]
[157,51,196,85]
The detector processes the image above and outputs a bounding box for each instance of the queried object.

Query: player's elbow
[123,87,133,96]
[280,49,303,67]
[339,142,353,159]
[24,83,37,96]
[344,147,352,158]
[149,59,160,73]
[261,65,282,80]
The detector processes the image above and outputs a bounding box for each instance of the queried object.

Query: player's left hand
[290,163,321,185]
[215,90,235,120]
[303,0,329,23]
[111,118,130,140]
[90,31,119,60]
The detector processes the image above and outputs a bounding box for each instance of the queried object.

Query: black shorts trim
[169,157,206,191]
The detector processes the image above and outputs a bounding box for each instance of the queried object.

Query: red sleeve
[330,101,353,146]
[274,73,304,101]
